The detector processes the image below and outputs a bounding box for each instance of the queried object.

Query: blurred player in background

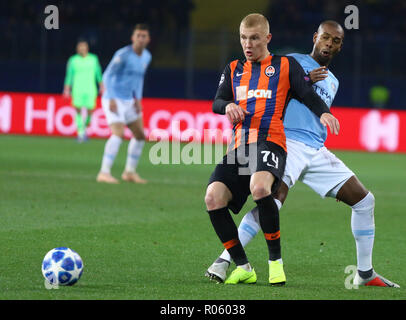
[63,39,104,142]
[206,20,399,288]
[96,24,151,184]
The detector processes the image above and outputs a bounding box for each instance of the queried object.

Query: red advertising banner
[1,92,405,153]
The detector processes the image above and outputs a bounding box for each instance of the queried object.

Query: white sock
[238,262,252,272]
[125,138,145,173]
[274,198,282,211]
[351,192,375,272]
[100,135,122,174]
[238,207,261,248]
[269,258,283,264]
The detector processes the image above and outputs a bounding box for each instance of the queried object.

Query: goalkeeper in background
[63,39,104,142]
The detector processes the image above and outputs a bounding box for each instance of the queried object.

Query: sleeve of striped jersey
[212,64,234,114]
[287,56,331,117]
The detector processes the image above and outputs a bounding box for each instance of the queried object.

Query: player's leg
[97,122,125,183]
[72,93,89,142]
[80,107,94,142]
[208,183,288,282]
[122,117,147,183]
[84,109,92,128]
[249,141,287,285]
[97,98,127,183]
[205,182,256,284]
[73,103,86,142]
[81,107,94,140]
[250,170,285,285]
[207,140,301,282]
[205,155,256,284]
[250,171,280,259]
[236,182,288,257]
[303,147,399,287]
[336,176,399,287]
[237,182,287,255]
[84,102,96,129]
[81,94,97,141]
[74,107,86,142]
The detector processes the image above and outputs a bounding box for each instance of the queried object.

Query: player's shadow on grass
[198,278,292,288]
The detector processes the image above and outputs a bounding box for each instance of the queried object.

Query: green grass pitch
[0,135,405,300]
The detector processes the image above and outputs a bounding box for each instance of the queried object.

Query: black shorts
[208,140,287,214]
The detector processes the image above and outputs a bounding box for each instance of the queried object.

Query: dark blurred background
[1,0,405,109]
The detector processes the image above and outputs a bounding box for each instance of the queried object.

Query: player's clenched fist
[225,103,250,124]
[320,112,340,135]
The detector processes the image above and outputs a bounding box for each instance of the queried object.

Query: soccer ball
[42,247,84,286]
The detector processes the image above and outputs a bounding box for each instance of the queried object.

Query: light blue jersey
[102,45,151,100]
[284,53,339,149]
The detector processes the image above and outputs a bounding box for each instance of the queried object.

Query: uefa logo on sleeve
[265,65,275,77]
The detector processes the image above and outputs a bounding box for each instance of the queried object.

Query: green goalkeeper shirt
[64,53,103,97]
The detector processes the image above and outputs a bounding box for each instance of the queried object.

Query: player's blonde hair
[240,13,270,34]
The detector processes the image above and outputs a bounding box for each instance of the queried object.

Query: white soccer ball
[42,247,84,286]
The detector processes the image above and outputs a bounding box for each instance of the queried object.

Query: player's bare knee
[205,190,227,211]
[204,192,218,211]
[250,183,271,201]
[110,125,125,138]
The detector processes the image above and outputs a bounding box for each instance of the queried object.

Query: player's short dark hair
[133,23,150,32]
[318,20,345,38]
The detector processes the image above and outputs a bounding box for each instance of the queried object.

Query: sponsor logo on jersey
[247,89,272,99]
[236,85,247,100]
[236,86,273,100]
[313,85,333,106]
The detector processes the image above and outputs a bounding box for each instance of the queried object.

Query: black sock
[358,268,373,279]
[207,207,248,266]
[215,257,230,264]
[255,194,281,261]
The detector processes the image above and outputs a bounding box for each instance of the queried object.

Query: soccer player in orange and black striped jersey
[205,13,340,285]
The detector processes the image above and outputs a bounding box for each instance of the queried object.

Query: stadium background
[1,0,406,302]
[2,0,406,108]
